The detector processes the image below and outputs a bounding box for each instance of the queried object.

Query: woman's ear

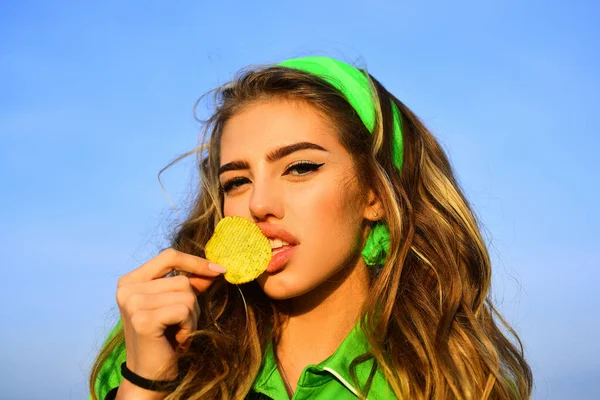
[363,188,384,221]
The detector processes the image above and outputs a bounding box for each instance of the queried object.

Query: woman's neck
[275,259,370,393]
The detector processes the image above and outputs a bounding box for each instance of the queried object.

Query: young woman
[89,56,533,399]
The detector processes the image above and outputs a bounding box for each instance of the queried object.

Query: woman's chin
[257,272,312,300]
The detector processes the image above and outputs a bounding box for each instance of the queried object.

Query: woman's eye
[221,163,323,193]
[284,161,325,176]
[221,177,250,193]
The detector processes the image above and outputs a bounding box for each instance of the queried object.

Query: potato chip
[205,216,272,284]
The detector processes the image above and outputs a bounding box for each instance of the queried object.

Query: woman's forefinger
[118,248,225,286]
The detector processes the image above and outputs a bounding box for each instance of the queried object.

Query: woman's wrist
[120,362,180,392]
[124,356,179,382]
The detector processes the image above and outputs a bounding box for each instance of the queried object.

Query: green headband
[278,56,404,171]
[277,56,402,266]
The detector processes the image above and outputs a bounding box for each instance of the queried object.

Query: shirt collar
[251,321,377,397]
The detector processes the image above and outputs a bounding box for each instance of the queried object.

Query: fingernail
[208,263,226,273]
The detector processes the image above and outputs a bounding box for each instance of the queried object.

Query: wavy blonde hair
[89,63,533,399]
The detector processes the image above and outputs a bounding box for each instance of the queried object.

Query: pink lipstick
[256,223,299,273]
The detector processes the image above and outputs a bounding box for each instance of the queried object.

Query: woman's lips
[266,244,297,273]
[255,223,299,274]
[256,223,299,246]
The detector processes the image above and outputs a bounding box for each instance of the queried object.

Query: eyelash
[220,161,325,193]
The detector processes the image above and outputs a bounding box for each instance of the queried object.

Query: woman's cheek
[222,194,247,218]
[301,186,358,262]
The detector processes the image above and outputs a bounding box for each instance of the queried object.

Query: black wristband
[120,362,180,392]
[104,386,119,400]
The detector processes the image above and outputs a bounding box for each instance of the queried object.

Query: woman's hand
[114,248,225,398]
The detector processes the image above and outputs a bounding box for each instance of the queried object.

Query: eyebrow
[218,141,328,175]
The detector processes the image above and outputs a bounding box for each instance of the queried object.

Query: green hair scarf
[278,56,403,266]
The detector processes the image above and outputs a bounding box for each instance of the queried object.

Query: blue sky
[1,1,598,398]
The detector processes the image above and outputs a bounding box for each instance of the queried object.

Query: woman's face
[219,99,377,300]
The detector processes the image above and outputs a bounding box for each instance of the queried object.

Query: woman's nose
[248,179,284,221]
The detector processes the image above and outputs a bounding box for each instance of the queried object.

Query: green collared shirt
[92,320,396,400]
[249,324,396,399]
